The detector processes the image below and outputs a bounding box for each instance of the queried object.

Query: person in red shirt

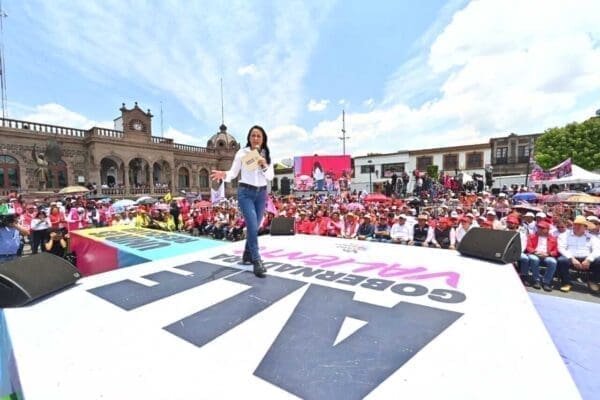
[522,220,558,291]
[312,211,329,236]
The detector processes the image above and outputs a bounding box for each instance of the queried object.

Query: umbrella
[346,202,365,211]
[195,200,212,208]
[58,185,90,194]
[566,194,600,204]
[511,202,542,213]
[587,187,600,195]
[363,193,390,203]
[136,196,158,205]
[154,203,169,211]
[113,199,135,208]
[513,192,537,202]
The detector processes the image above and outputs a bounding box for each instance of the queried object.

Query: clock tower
[117,102,153,143]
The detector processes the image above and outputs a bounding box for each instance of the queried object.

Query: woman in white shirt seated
[211,126,274,278]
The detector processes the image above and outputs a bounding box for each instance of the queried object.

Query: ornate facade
[0,103,240,197]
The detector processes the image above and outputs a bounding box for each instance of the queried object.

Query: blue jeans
[238,186,266,262]
[521,254,557,285]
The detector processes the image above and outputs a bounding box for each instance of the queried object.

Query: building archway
[129,157,151,188]
[153,160,171,188]
[100,156,124,188]
[198,168,209,189]
[48,160,68,189]
[178,166,190,189]
[0,154,20,189]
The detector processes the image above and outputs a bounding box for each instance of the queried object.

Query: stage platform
[2,235,583,399]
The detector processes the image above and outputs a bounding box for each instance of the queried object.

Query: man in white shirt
[390,214,412,244]
[557,216,600,293]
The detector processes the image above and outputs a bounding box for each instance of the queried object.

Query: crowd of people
[1,186,599,295]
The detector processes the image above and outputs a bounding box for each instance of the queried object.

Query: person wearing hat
[587,216,600,237]
[485,209,503,230]
[556,216,600,293]
[0,213,29,264]
[390,214,411,244]
[408,215,432,246]
[372,215,391,242]
[522,220,558,291]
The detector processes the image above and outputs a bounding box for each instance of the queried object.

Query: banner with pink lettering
[3,235,579,399]
[530,158,573,183]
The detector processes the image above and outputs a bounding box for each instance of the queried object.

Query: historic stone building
[489,132,541,176]
[0,102,240,197]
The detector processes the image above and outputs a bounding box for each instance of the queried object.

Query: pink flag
[266,195,278,216]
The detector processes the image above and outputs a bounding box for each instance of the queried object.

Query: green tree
[426,164,439,181]
[534,117,600,170]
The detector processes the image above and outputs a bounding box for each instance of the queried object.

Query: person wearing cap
[390,214,411,244]
[523,212,536,233]
[356,214,374,241]
[455,215,473,245]
[557,216,600,293]
[408,215,433,246]
[428,218,456,249]
[522,220,558,291]
[485,209,503,230]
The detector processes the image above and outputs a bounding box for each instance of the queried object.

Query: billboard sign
[293,155,351,191]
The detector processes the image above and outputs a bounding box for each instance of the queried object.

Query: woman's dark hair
[245,125,271,165]
[313,161,322,173]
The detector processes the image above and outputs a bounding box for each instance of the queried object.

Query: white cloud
[307,99,329,112]
[16,103,113,129]
[237,64,257,76]
[24,0,337,135]
[362,98,375,108]
[163,127,208,147]
[301,0,600,160]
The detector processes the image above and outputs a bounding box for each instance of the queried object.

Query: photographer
[0,214,30,264]
[44,228,68,258]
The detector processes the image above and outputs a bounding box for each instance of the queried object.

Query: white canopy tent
[533,164,600,185]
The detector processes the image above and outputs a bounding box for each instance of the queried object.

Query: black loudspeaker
[280,177,291,196]
[457,228,522,264]
[270,216,295,236]
[0,253,81,308]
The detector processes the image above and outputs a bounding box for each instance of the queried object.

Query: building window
[495,147,508,164]
[416,156,433,171]
[198,169,209,188]
[178,167,189,188]
[442,154,459,171]
[517,145,530,163]
[382,163,405,177]
[0,155,19,189]
[466,152,483,169]
[48,160,68,188]
[360,165,375,174]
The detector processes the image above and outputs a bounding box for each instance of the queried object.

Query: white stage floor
[4,235,581,399]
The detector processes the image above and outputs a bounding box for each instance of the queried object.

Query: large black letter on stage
[164,272,306,347]
[88,261,239,310]
[254,285,463,399]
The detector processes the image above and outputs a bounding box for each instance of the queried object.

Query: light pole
[367,160,373,193]
[524,146,533,188]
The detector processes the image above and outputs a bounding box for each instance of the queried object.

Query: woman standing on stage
[210,125,274,277]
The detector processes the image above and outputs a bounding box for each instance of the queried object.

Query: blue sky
[3,0,600,163]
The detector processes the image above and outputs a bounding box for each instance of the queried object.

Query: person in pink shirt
[326,211,344,237]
